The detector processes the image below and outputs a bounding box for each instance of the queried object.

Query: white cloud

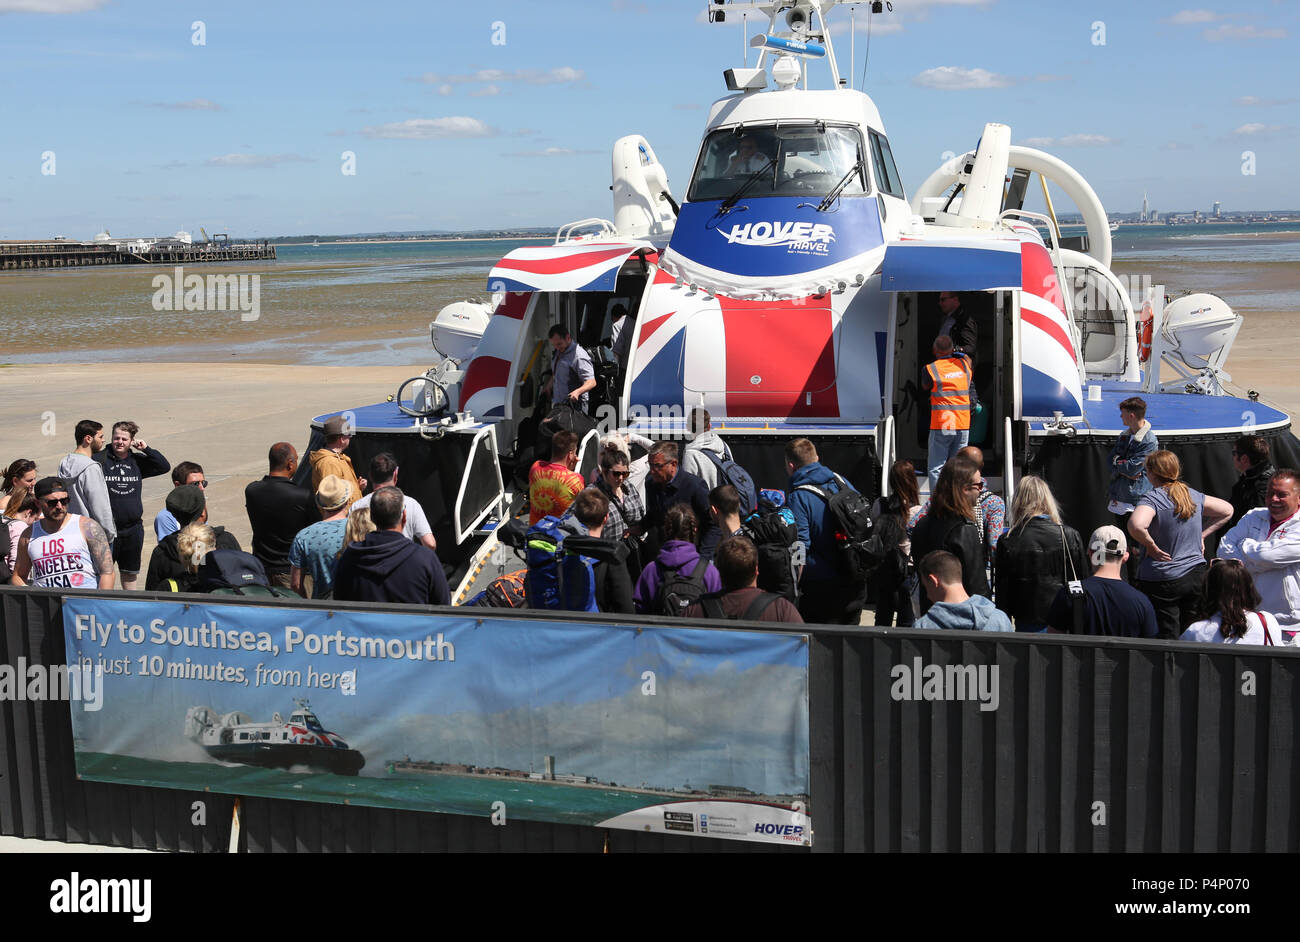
[1019,134,1116,147]
[361,117,497,140]
[1233,122,1285,135]
[206,153,315,168]
[505,146,600,158]
[147,98,222,111]
[416,67,585,87]
[1234,95,1294,107]
[1204,24,1286,41]
[828,18,905,36]
[913,66,1013,89]
[1164,9,1220,25]
[0,0,106,11]
[469,84,500,98]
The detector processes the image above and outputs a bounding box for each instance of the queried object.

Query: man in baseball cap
[308,414,366,506]
[1046,524,1157,637]
[10,476,116,590]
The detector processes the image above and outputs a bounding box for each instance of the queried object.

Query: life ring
[1137,300,1154,363]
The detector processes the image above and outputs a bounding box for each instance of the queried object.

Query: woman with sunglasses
[592,444,645,577]
[909,456,990,615]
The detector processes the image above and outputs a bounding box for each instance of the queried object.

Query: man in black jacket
[245,442,317,589]
[334,487,450,605]
[1229,435,1275,528]
[562,487,634,614]
[145,484,240,591]
[644,441,718,561]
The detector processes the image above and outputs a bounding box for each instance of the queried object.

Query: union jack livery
[184,698,364,775]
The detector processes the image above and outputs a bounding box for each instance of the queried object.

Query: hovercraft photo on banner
[62,597,812,846]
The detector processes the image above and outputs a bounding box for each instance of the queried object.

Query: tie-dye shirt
[529,461,585,525]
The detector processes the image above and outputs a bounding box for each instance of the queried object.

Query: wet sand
[0,363,417,571]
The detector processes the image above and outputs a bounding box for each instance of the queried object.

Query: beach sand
[1,302,1296,589]
[0,363,417,575]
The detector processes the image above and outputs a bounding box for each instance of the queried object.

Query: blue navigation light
[749,33,827,58]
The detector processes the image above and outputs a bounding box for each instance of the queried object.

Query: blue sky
[2,0,1296,239]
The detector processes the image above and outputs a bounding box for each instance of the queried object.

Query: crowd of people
[3,400,1297,646]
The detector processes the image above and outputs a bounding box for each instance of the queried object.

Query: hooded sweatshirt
[787,461,855,583]
[633,539,722,614]
[682,431,732,491]
[57,453,117,542]
[914,594,1013,632]
[333,530,449,605]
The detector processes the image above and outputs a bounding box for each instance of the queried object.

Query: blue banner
[667,195,883,277]
[63,598,811,845]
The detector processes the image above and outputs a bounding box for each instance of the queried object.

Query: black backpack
[195,549,270,592]
[740,508,804,603]
[796,473,882,581]
[655,558,710,617]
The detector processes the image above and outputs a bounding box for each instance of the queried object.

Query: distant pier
[0,239,275,271]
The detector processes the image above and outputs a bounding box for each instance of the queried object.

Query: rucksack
[698,448,758,514]
[195,549,270,593]
[655,558,710,617]
[701,590,780,621]
[740,507,805,603]
[796,473,882,581]
[474,569,527,608]
[524,516,599,613]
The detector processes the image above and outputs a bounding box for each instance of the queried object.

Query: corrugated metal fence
[3,586,1297,852]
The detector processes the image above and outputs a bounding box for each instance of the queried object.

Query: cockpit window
[688,124,870,202]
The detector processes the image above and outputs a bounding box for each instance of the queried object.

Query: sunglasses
[42,496,70,506]
[193,480,209,488]
[607,469,630,479]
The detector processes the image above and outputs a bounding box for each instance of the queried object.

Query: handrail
[1003,416,1015,508]
[555,218,618,243]
[878,414,894,498]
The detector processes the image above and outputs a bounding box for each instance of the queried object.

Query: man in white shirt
[349,452,436,550]
[1217,467,1300,631]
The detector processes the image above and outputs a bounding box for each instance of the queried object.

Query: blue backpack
[524,516,599,612]
[700,448,758,514]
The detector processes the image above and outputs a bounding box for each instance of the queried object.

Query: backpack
[698,448,758,514]
[195,549,270,593]
[655,558,710,617]
[701,590,780,622]
[796,473,882,581]
[474,569,527,608]
[740,507,805,603]
[524,516,599,613]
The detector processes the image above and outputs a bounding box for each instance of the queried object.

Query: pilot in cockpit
[724,134,772,176]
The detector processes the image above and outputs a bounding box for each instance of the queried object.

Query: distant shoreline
[278,236,551,246]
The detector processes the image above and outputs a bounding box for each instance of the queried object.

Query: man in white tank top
[10,477,115,590]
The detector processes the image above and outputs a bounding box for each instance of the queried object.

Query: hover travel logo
[720,220,835,254]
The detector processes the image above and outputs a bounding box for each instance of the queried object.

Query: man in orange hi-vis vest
[922,335,973,491]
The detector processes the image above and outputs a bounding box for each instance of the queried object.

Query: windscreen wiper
[718,158,776,214]
[817,157,865,212]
